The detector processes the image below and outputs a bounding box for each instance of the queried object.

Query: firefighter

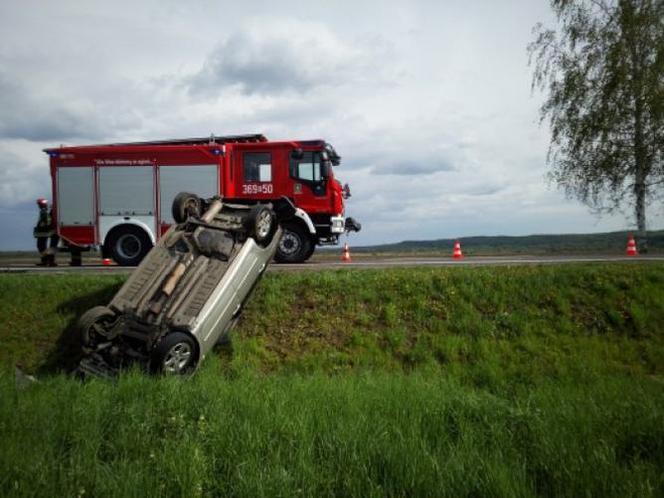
[33,198,58,266]
[69,244,83,267]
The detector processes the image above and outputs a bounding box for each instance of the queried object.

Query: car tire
[78,305,116,347]
[151,332,197,375]
[275,222,313,263]
[107,225,152,266]
[248,205,277,246]
[172,192,201,224]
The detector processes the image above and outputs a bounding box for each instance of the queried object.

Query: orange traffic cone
[453,240,464,259]
[626,234,638,256]
[341,242,352,262]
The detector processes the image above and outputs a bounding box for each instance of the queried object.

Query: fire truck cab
[43,134,360,265]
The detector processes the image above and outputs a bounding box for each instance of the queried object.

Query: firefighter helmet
[37,198,48,207]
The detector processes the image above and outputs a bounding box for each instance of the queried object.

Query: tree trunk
[632,101,649,252]
[630,28,649,254]
[634,173,648,253]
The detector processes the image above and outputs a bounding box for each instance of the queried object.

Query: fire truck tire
[151,332,198,375]
[275,222,313,263]
[106,225,152,266]
[303,240,317,260]
[247,205,277,247]
[172,192,201,224]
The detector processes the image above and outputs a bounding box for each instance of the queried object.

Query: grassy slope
[236,265,664,380]
[1,265,664,497]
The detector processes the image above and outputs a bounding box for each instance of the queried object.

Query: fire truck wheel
[107,225,152,266]
[78,306,116,347]
[151,332,198,375]
[303,239,317,260]
[248,205,277,246]
[275,222,313,263]
[172,192,201,224]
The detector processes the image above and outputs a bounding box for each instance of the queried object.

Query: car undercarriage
[75,193,290,377]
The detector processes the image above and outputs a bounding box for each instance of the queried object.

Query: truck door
[288,151,334,220]
[233,149,275,200]
[289,151,327,198]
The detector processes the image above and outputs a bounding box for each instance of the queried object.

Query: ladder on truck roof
[103,134,268,146]
[44,134,267,153]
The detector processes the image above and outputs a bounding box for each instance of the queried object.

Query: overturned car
[76,193,287,377]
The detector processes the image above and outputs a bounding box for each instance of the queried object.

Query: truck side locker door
[159,165,219,229]
[97,165,157,258]
[57,166,95,245]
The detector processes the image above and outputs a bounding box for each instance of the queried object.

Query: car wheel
[151,332,197,375]
[172,192,201,223]
[248,205,277,246]
[78,306,116,347]
[107,225,152,266]
[275,222,313,263]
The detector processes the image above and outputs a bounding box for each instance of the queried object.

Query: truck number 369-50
[242,184,274,195]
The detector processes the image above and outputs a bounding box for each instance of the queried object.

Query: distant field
[341,229,664,256]
[1,265,663,496]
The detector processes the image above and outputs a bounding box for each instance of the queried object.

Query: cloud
[0,201,41,251]
[343,123,468,176]
[371,156,455,175]
[186,18,381,96]
[0,72,106,141]
[0,146,49,208]
[0,1,660,251]
[0,68,152,143]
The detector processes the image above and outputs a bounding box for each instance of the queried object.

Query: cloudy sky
[1,0,660,250]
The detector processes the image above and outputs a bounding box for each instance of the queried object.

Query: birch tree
[530,0,664,250]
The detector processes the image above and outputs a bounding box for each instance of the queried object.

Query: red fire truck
[43,134,360,265]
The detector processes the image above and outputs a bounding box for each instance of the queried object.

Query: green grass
[2,364,663,497]
[0,265,663,496]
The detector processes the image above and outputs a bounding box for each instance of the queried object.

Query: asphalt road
[2,255,663,274]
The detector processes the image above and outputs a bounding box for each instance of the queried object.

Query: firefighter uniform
[69,244,83,266]
[33,200,59,266]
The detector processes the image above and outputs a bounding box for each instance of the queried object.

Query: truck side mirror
[291,148,304,160]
